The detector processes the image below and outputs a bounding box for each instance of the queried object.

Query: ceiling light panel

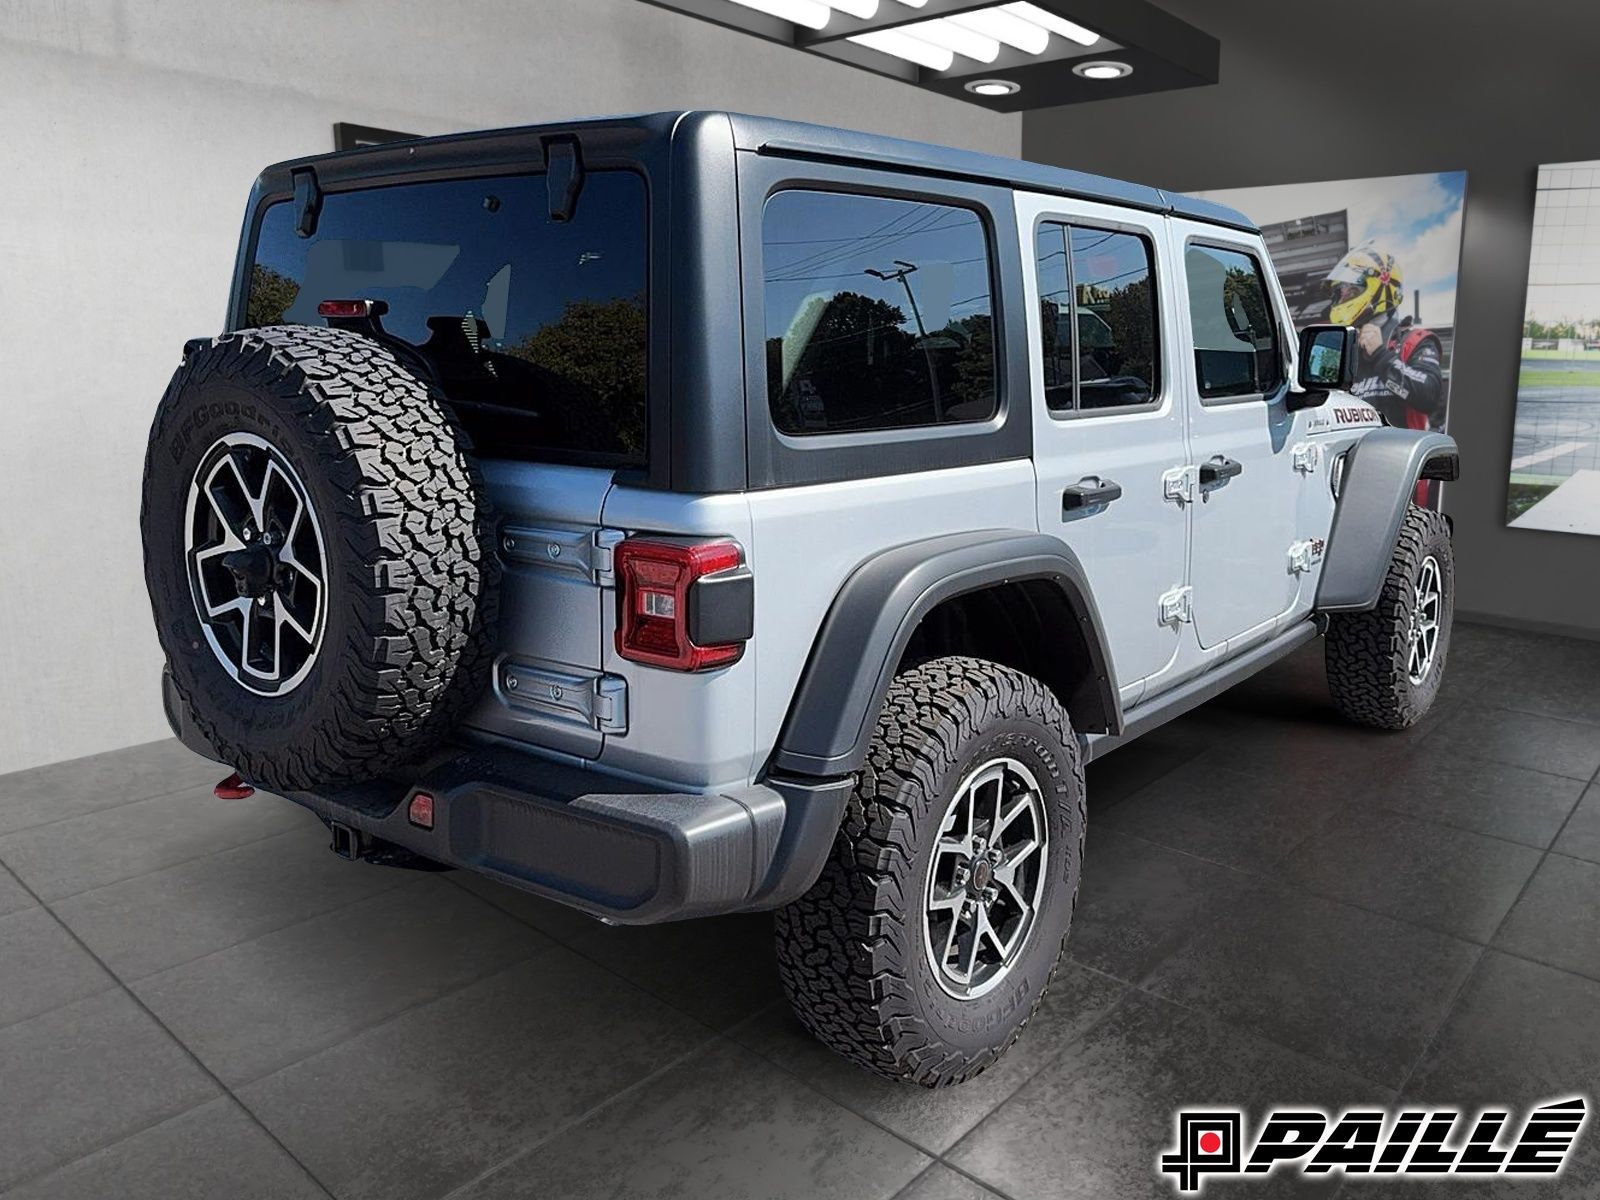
[1001,2,1099,46]
[726,0,832,30]
[847,27,953,69]
[639,0,1219,110]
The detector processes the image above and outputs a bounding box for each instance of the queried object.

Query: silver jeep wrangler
[140,111,1459,1086]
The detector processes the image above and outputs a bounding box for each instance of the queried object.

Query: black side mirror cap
[1288,324,1358,411]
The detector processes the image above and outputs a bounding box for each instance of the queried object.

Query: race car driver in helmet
[1326,241,1447,503]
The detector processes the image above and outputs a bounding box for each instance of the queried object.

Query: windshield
[244,170,649,464]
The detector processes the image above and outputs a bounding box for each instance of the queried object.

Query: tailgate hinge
[499,661,629,735]
[1158,585,1193,625]
[501,525,627,587]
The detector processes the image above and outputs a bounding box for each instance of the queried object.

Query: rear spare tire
[140,325,498,792]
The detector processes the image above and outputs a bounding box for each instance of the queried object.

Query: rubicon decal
[1160,1097,1588,1193]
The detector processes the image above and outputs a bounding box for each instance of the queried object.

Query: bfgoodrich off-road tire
[140,325,498,792]
[1325,505,1453,729]
[773,657,1086,1086]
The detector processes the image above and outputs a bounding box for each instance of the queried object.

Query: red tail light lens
[615,538,747,671]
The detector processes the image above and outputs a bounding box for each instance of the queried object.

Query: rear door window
[761,190,997,436]
[1033,223,1159,414]
[246,170,649,463]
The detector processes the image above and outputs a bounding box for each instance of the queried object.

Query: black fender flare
[769,530,1121,778]
[1317,428,1459,612]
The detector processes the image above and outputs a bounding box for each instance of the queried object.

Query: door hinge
[1287,538,1326,575]
[1159,585,1193,625]
[1162,465,1197,505]
[1292,442,1322,474]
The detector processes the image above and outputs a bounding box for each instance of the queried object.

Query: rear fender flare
[770,530,1121,778]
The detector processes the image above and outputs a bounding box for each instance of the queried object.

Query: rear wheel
[773,657,1085,1086]
[1325,505,1453,729]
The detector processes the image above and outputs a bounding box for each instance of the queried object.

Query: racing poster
[1192,171,1468,509]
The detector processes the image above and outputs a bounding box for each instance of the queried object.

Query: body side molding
[771,530,1121,778]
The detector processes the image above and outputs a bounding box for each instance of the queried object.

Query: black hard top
[267,109,1256,234]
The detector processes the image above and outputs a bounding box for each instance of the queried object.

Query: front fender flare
[1317,428,1458,612]
[770,530,1120,778]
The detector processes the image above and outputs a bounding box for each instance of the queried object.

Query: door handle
[1199,456,1244,487]
[1062,476,1123,513]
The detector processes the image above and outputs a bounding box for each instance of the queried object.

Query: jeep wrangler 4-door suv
[141,112,1459,1086]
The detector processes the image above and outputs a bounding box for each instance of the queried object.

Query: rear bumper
[163,672,851,924]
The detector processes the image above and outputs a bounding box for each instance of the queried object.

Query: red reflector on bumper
[214,772,254,800]
[407,792,436,830]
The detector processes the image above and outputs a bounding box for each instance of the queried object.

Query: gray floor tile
[1096,760,1345,872]
[0,859,34,917]
[1354,745,1586,848]
[948,989,1389,1199]
[1485,633,1600,728]
[455,1038,930,1200]
[1419,705,1600,781]
[1553,783,1600,864]
[2,1096,326,1200]
[732,962,1127,1154]
[1068,830,1253,982]
[1398,952,1600,1197]
[0,785,310,901]
[134,875,554,1086]
[0,990,218,1190]
[895,1165,1006,1200]
[455,872,786,1028]
[1143,881,1481,1087]
[0,739,221,836]
[237,950,714,1200]
[0,908,114,1029]
[52,823,407,980]
[1492,853,1600,980]
[1275,807,1543,943]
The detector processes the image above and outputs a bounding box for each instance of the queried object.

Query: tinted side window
[1185,244,1283,400]
[763,190,996,436]
[1034,224,1158,414]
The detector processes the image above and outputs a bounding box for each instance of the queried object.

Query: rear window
[762,190,997,436]
[245,170,648,463]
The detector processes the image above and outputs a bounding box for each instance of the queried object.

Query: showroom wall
[0,1,1019,774]
[1024,0,1600,641]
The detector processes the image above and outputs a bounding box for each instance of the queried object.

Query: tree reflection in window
[763,191,997,436]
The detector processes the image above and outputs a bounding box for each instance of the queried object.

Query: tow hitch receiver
[328,821,364,861]
[214,772,255,800]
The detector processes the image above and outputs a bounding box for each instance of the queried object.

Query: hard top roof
[277,110,1256,234]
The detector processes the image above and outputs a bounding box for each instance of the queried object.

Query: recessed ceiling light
[1074,59,1132,79]
[965,78,1021,96]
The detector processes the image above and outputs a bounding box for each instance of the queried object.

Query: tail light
[615,538,753,671]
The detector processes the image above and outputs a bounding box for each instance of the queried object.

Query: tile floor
[1,622,1597,1199]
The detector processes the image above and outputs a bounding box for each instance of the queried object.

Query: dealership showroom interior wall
[1,0,1598,1197]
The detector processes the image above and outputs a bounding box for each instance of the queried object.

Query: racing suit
[1349,315,1446,505]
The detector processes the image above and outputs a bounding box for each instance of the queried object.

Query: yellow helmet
[1325,241,1404,326]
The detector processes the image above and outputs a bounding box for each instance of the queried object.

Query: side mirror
[1288,324,1358,411]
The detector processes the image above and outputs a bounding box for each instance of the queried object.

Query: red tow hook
[214,771,255,800]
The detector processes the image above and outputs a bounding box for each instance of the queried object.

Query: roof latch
[292,168,323,239]
[543,136,585,223]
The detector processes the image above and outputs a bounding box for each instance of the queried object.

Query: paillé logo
[1160,1097,1588,1193]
